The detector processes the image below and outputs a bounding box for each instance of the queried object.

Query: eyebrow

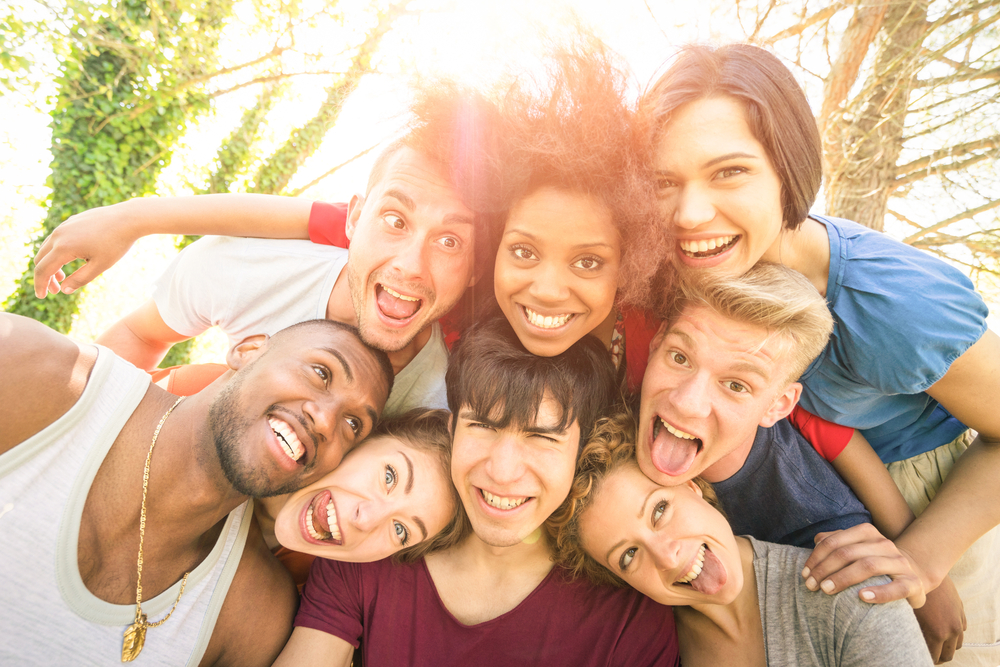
[401,450,414,494]
[413,515,428,542]
[319,347,353,383]
[730,360,770,381]
[605,538,626,569]
[383,189,474,227]
[504,228,616,252]
[638,486,659,520]
[656,152,760,176]
[666,329,695,348]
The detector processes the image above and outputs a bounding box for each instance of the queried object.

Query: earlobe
[345,194,365,241]
[759,382,802,428]
[227,333,270,370]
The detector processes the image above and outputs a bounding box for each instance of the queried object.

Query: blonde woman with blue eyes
[554,414,932,667]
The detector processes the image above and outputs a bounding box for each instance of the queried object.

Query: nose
[389,231,429,281]
[667,375,712,420]
[302,395,348,471]
[349,497,390,534]
[527,260,570,304]
[650,534,685,572]
[485,433,527,486]
[672,183,715,231]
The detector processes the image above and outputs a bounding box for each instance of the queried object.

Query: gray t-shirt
[154,235,449,415]
[750,537,932,667]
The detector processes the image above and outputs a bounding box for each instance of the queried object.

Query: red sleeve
[308,201,350,248]
[623,308,661,393]
[148,363,228,396]
[788,405,854,461]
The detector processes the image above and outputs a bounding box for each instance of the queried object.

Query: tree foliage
[3,0,232,330]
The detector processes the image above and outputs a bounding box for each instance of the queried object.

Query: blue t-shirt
[714,419,871,548]
[797,215,988,463]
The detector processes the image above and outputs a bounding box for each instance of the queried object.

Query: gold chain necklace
[121,395,191,662]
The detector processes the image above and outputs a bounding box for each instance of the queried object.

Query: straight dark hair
[643,44,822,230]
[446,316,618,447]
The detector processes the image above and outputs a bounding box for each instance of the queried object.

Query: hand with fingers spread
[33,202,140,298]
[801,523,927,608]
[913,576,966,664]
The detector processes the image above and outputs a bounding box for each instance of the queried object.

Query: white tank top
[0,346,252,666]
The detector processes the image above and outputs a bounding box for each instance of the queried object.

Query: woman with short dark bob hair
[636,43,1000,665]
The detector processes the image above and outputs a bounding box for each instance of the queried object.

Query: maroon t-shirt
[295,557,679,666]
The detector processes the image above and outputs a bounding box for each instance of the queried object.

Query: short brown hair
[669,262,833,383]
[550,411,720,586]
[643,44,822,230]
[370,409,468,563]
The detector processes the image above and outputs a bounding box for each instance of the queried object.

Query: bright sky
[0,0,995,353]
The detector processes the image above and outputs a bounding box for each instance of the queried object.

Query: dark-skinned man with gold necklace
[0,312,392,666]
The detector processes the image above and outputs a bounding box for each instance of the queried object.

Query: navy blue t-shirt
[714,418,872,548]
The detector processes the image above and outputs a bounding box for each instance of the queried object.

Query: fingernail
[801,566,810,579]
[62,286,74,294]
[806,576,817,590]
[821,580,835,593]
[861,590,875,601]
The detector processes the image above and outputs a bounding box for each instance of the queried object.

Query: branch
[916,65,1000,88]
[903,198,1000,244]
[895,151,995,187]
[210,70,349,99]
[937,0,1000,26]
[286,143,380,197]
[762,2,847,44]
[911,244,1000,277]
[894,135,1000,178]
[887,208,925,229]
[818,0,889,134]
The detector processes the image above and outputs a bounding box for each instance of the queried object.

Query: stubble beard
[208,369,304,499]
[347,260,432,354]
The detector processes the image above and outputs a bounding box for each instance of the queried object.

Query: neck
[763,218,831,297]
[140,388,250,537]
[684,537,761,637]
[452,530,555,573]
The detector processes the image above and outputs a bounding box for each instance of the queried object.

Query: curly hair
[549,411,720,586]
[487,40,672,312]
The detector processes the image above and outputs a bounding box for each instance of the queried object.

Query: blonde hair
[669,262,833,382]
[550,411,720,586]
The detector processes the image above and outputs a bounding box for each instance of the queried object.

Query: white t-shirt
[154,236,449,415]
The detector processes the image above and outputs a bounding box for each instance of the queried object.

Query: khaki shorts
[888,431,1000,666]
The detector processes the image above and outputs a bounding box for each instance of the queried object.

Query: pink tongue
[311,491,332,533]
[689,548,727,595]
[376,286,420,320]
[650,428,700,476]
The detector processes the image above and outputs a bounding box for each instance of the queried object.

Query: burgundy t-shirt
[295,557,679,666]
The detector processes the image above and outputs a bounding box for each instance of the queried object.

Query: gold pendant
[122,615,147,662]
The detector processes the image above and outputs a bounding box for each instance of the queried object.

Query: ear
[227,333,270,370]
[649,320,669,355]
[758,381,802,428]
[685,478,704,498]
[345,194,365,241]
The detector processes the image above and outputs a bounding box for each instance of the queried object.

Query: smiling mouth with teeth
[521,306,574,330]
[375,283,423,322]
[303,490,343,545]
[678,235,739,259]
[657,417,699,443]
[481,489,530,511]
[269,416,305,463]
[676,544,707,585]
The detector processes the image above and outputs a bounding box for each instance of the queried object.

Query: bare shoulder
[0,313,97,454]
[199,514,298,667]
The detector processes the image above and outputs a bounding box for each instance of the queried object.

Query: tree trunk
[824,0,929,230]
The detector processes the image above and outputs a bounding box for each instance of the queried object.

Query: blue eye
[394,521,410,546]
[385,464,397,489]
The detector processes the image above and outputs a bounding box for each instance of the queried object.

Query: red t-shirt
[788,405,854,461]
[296,557,679,667]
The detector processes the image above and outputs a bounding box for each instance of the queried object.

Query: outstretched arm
[824,432,967,662]
[95,300,190,371]
[34,194,314,297]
